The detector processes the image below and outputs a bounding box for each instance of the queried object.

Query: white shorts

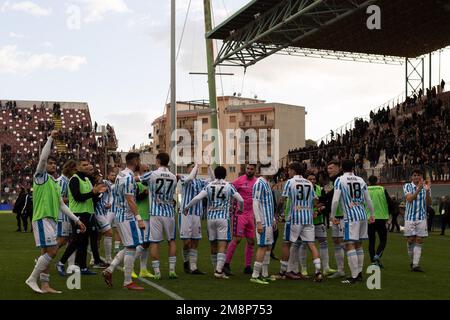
[207,219,231,242]
[33,218,57,248]
[149,216,176,243]
[314,224,327,239]
[289,224,315,243]
[96,214,113,233]
[141,220,150,243]
[179,214,202,240]
[57,221,72,238]
[344,220,368,242]
[332,219,344,238]
[404,220,428,238]
[116,220,143,248]
[256,226,274,247]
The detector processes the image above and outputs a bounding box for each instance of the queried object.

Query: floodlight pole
[204,0,220,168]
[170,0,177,174]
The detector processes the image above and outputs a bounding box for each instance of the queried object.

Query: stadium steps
[53,115,67,154]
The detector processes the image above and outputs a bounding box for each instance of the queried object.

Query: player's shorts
[343,220,368,242]
[149,215,176,243]
[256,226,274,247]
[283,221,291,242]
[33,218,57,248]
[179,214,202,240]
[404,220,428,238]
[331,218,344,238]
[116,220,143,248]
[106,211,115,228]
[289,224,315,243]
[314,224,327,239]
[207,219,231,242]
[232,213,255,239]
[95,214,112,233]
[57,221,72,238]
[141,220,151,243]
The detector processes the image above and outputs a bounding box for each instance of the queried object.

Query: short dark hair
[156,152,170,166]
[125,152,140,165]
[306,170,316,178]
[327,160,340,167]
[187,162,195,169]
[288,162,305,176]
[214,166,227,179]
[368,175,378,185]
[77,158,88,164]
[341,159,355,172]
[47,155,57,163]
[412,169,423,176]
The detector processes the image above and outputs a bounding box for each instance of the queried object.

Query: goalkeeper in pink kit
[224,164,257,275]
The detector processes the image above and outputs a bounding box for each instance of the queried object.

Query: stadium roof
[207,0,450,67]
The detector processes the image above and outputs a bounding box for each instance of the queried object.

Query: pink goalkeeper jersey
[232,175,257,216]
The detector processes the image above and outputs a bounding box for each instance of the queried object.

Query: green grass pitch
[1,214,450,300]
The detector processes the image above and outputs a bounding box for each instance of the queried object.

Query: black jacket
[69,172,95,202]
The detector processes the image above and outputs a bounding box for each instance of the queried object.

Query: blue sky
[1,0,449,150]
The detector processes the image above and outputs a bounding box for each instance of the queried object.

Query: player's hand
[104,203,111,209]
[76,220,86,233]
[332,217,340,225]
[424,180,431,191]
[138,220,145,230]
[313,212,318,218]
[368,216,375,224]
[50,130,59,139]
[184,208,189,216]
[93,184,107,194]
[417,179,424,190]
[256,222,263,235]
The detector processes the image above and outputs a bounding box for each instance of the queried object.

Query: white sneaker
[25,277,43,294]
[214,271,229,279]
[89,258,95,266]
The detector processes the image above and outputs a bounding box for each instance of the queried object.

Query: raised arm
[36,131,57,174]
[184,164,199,184]
[208,165,215,180]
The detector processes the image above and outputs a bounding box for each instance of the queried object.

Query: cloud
[8,32,25,38]
[41,41,54,48]
[75,0,131,23]
[0,45,87,74]
[1,1,52,16]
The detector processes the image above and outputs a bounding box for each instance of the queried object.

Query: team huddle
[25,131,432,292]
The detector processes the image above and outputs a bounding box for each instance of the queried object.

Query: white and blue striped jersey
[282,175,315,225]
[103,179,115,212]
[140,167,177,218]
[204,179,239,220]
[253,177,274,227]
[180,176,208,216]
[334,173,369,222]
[57,175,69,222]
[403,183,429,221]
[112,168,137,222]
[95,192,108,216]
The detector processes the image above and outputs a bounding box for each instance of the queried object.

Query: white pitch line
[103,254,184,300]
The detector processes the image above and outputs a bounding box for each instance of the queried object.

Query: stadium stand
[287,87,450,184]
[0,100,119,203]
